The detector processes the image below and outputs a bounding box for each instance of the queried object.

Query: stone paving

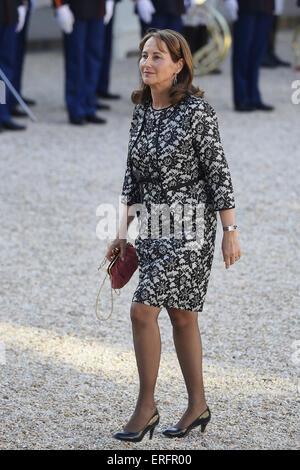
[0,30,299,450]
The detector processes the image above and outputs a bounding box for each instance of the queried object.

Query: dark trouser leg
[183,24,209,54]
[150,13,183,33]
[0,24,17,124]
[232,13,256,106]
[85,18,105,116]
[64,21,87,119]
[149,13,168,30]
[139,17,149,37]
[182,26,197,54]
[10,2,32,110]
[248,13,273,105]
[167,15,183,34]
[97,12,114,95]
[267,14,277,58]
[197,25,209,50]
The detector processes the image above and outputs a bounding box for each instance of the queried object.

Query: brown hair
[131,29,204,106]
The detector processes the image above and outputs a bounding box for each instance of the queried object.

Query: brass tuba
[186,0,232,76]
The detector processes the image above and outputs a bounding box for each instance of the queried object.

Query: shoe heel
[201,422,208,433]
[149,426,155,440]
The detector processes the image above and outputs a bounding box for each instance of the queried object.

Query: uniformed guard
[0,0,27,132]
[182,0,222,75]
[97,0,121,102]
[10,0,36,118]
[261,0,290,68]
[224,0,275,111]
[52,0,109,125]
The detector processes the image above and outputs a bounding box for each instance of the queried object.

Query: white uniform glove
[224,0,239,22]
[274,0,284,15]
[104,0,115,25]
[136,0,156,24]
[56,5,75,35]
[16,5,27,33]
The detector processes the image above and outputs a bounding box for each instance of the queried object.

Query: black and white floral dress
[121,94,235,312]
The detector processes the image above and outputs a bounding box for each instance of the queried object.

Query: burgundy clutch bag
[95,242,138,321]
[107,242,138,289]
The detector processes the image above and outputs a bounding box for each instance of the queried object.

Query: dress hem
[131,298,203,313]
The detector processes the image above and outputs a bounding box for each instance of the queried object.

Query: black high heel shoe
[113,409,160,442]
[162,407,211,439]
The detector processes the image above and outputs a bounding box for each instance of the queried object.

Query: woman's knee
[130,302,160,327]
[168,308,197,329]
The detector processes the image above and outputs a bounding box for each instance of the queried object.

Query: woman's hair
[131,29,204,105]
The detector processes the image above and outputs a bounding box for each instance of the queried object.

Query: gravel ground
[0,30,299,450]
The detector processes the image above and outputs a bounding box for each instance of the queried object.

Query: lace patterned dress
[121,95,235,312]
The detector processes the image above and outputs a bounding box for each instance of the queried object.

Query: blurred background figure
[182,0,222,74]
[183,0,211,55]
[97,0,121,106]
[52,0,108,126]
[261,0,290,68]
[133,0,154,37]
[225,0,275,112]
[0,0,27,132]
[10,0,37,119]
[133,0,185,37]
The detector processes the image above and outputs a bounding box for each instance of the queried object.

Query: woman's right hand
[105,238,127,262]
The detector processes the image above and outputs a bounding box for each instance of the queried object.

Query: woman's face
[139,37,184,89]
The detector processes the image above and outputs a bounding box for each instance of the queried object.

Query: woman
[106,29,241,442]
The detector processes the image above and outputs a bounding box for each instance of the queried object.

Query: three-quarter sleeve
[120,106,142,206]
[192,100,235,211]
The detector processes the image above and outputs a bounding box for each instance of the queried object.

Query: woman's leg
[123,302,162,432]
[167,307,207,428]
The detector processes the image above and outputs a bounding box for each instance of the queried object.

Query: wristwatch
[223,224,237,231]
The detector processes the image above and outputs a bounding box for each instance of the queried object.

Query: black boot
[97,101,111,110]
[2,120,26,131]
[98,91,121,100]
[11,108,28,118]
[86,114,107,124]
[251,102,275,111]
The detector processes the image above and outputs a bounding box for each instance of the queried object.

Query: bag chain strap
[95,256,120,321]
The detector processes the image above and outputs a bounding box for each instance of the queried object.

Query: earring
[173,73,178,86]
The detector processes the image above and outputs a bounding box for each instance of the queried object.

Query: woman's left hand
[221,231,242,269]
